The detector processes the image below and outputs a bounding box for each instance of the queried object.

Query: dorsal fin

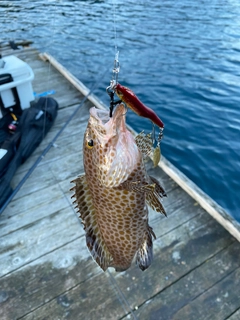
[70,175,113,271]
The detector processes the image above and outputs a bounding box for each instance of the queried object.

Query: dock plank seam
[15,271,104,320]
[120,239,236,319]
[0,235,84,280]
[225,306,240,320]
[152,210,208,240]
[174,265,240,314]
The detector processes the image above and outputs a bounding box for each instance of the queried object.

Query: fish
[71,103,166,272]
[114,83,164,129]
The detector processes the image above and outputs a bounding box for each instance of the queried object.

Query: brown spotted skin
[71,103,166,272]
[84,129,149,271]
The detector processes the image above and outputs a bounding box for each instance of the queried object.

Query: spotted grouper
[71,103,166,272]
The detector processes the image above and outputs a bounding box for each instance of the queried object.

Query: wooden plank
[159,157,240,242]
[227,308,240,320]
[0,202,83,276]
[12,163,63,200]
[167,267,240,320]
[148,186,201,233]
[0,192,71,239]
[109,212,235,311]
[1,47,38,59]
[10,102,90,175]
[39,52,107,111]
[1,177,64,219]
[129,241,240,320]
[0,39,33,48]
[0,238,102,320]
[0,182,66,227]
[11,207,234,320]
[10,134,85,199]
[32,77,83,109]
[9,102,91,177]
[20,272,129,320]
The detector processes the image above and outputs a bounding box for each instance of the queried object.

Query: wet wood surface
[0,43,240,320]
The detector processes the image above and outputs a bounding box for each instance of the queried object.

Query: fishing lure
[114,83,164,129]
[106,53,164,168]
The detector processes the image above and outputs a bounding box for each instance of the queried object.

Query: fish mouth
[90,108,109,125]
[89,103,126,132]
[88,103,139,188]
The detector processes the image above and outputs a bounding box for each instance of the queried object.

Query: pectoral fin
[149,175,166,197]
[70,175,113,271]
[145,176,167,216]
[121,180,155,192]
[121,175,166,216]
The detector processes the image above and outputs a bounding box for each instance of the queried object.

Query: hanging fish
[114,83,164,129]
[71,103,166,272]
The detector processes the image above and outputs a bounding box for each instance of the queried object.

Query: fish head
[84,103,141,188]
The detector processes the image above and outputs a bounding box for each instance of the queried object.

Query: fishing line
[111,0,120,86]
[105,2,140,318]
[107,0,120,117]
[112,0,118,56]
[107,270,138,320]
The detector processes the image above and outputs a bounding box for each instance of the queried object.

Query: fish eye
[87,139,94,149]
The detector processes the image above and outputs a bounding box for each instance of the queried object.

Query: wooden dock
[1,42,240,320]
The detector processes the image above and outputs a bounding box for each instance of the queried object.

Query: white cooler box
[0,55,35,118]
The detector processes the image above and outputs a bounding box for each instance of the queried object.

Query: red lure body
[114,83,164,129]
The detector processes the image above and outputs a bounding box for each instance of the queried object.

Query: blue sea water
[0,0,240,220]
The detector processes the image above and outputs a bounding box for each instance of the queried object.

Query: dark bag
[0,97,58,209]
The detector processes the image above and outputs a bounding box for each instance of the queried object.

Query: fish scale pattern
[71,104,166,271]
[83,136,150,271]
